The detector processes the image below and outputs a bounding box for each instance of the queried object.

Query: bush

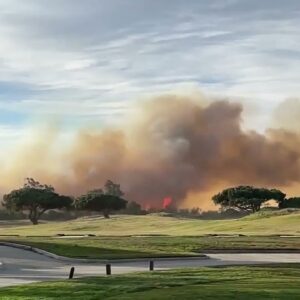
[0,209,26,220]
[120,201,147,215]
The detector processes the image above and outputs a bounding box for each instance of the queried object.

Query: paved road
[1,245,300,287]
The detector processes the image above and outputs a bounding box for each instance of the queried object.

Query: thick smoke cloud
[2,93,300,209]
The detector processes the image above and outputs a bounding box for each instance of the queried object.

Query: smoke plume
[2,93,300,209]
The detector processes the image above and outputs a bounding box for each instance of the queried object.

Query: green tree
[212,186,285,213]
[104,180,124,197]
[76,181,127,218]
[269,189,286,208]
[125,201,144,215]
[279,197,300,209]
[3,178,73,225]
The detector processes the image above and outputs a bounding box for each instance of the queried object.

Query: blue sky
[0,0,300,147]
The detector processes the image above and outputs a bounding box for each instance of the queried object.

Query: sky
[0,0,299,148]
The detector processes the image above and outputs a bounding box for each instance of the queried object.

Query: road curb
[0,242,208,264]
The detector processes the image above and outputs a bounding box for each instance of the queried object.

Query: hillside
[1,210,300,236]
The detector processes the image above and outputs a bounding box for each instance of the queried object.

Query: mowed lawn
[1,211,300,259]
[2,235,300,259]
[1,266,300,299]
[0,210,300,236]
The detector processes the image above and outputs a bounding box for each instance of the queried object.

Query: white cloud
[0,0,299,145]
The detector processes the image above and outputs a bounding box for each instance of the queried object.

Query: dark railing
[68,260,155,279]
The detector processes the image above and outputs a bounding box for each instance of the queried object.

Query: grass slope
[0,210,300,237]
[1,211,300,259]
[2,235,300,259]
[1,266,300,299]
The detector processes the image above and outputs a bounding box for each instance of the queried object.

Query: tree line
[212,185,300,213]
[2,180,300,225]
[2,178,127,225]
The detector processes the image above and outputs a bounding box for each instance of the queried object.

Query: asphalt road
[1,245,300,287]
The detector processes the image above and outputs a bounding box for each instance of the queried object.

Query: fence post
[149,260,154,271]
[106,263,111,275]
[69,267,75,279]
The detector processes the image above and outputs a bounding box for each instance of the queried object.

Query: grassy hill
[0,210,300,237]
[0,210,300,259]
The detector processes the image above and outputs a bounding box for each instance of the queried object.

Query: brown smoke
[2,93,300,209]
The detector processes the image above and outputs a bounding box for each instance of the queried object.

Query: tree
[104,180,124,197]
[76,181,127,218]
[124,201,145,215]
[269,189,286,208]
[212,186,285,213]
[2,178,73,225]
[279,197,300,209]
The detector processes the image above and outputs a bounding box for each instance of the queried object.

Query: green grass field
[1,212,300,299]
[2,235,300,259]
[1,210,300,237]
[1,266,300,299]
[0,210,300,259]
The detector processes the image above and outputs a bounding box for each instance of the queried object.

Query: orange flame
[162,196,172,209]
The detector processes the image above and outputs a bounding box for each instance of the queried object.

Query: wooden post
[106,264,111,275]
[149,260,154,271]
[69,267,75,279]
